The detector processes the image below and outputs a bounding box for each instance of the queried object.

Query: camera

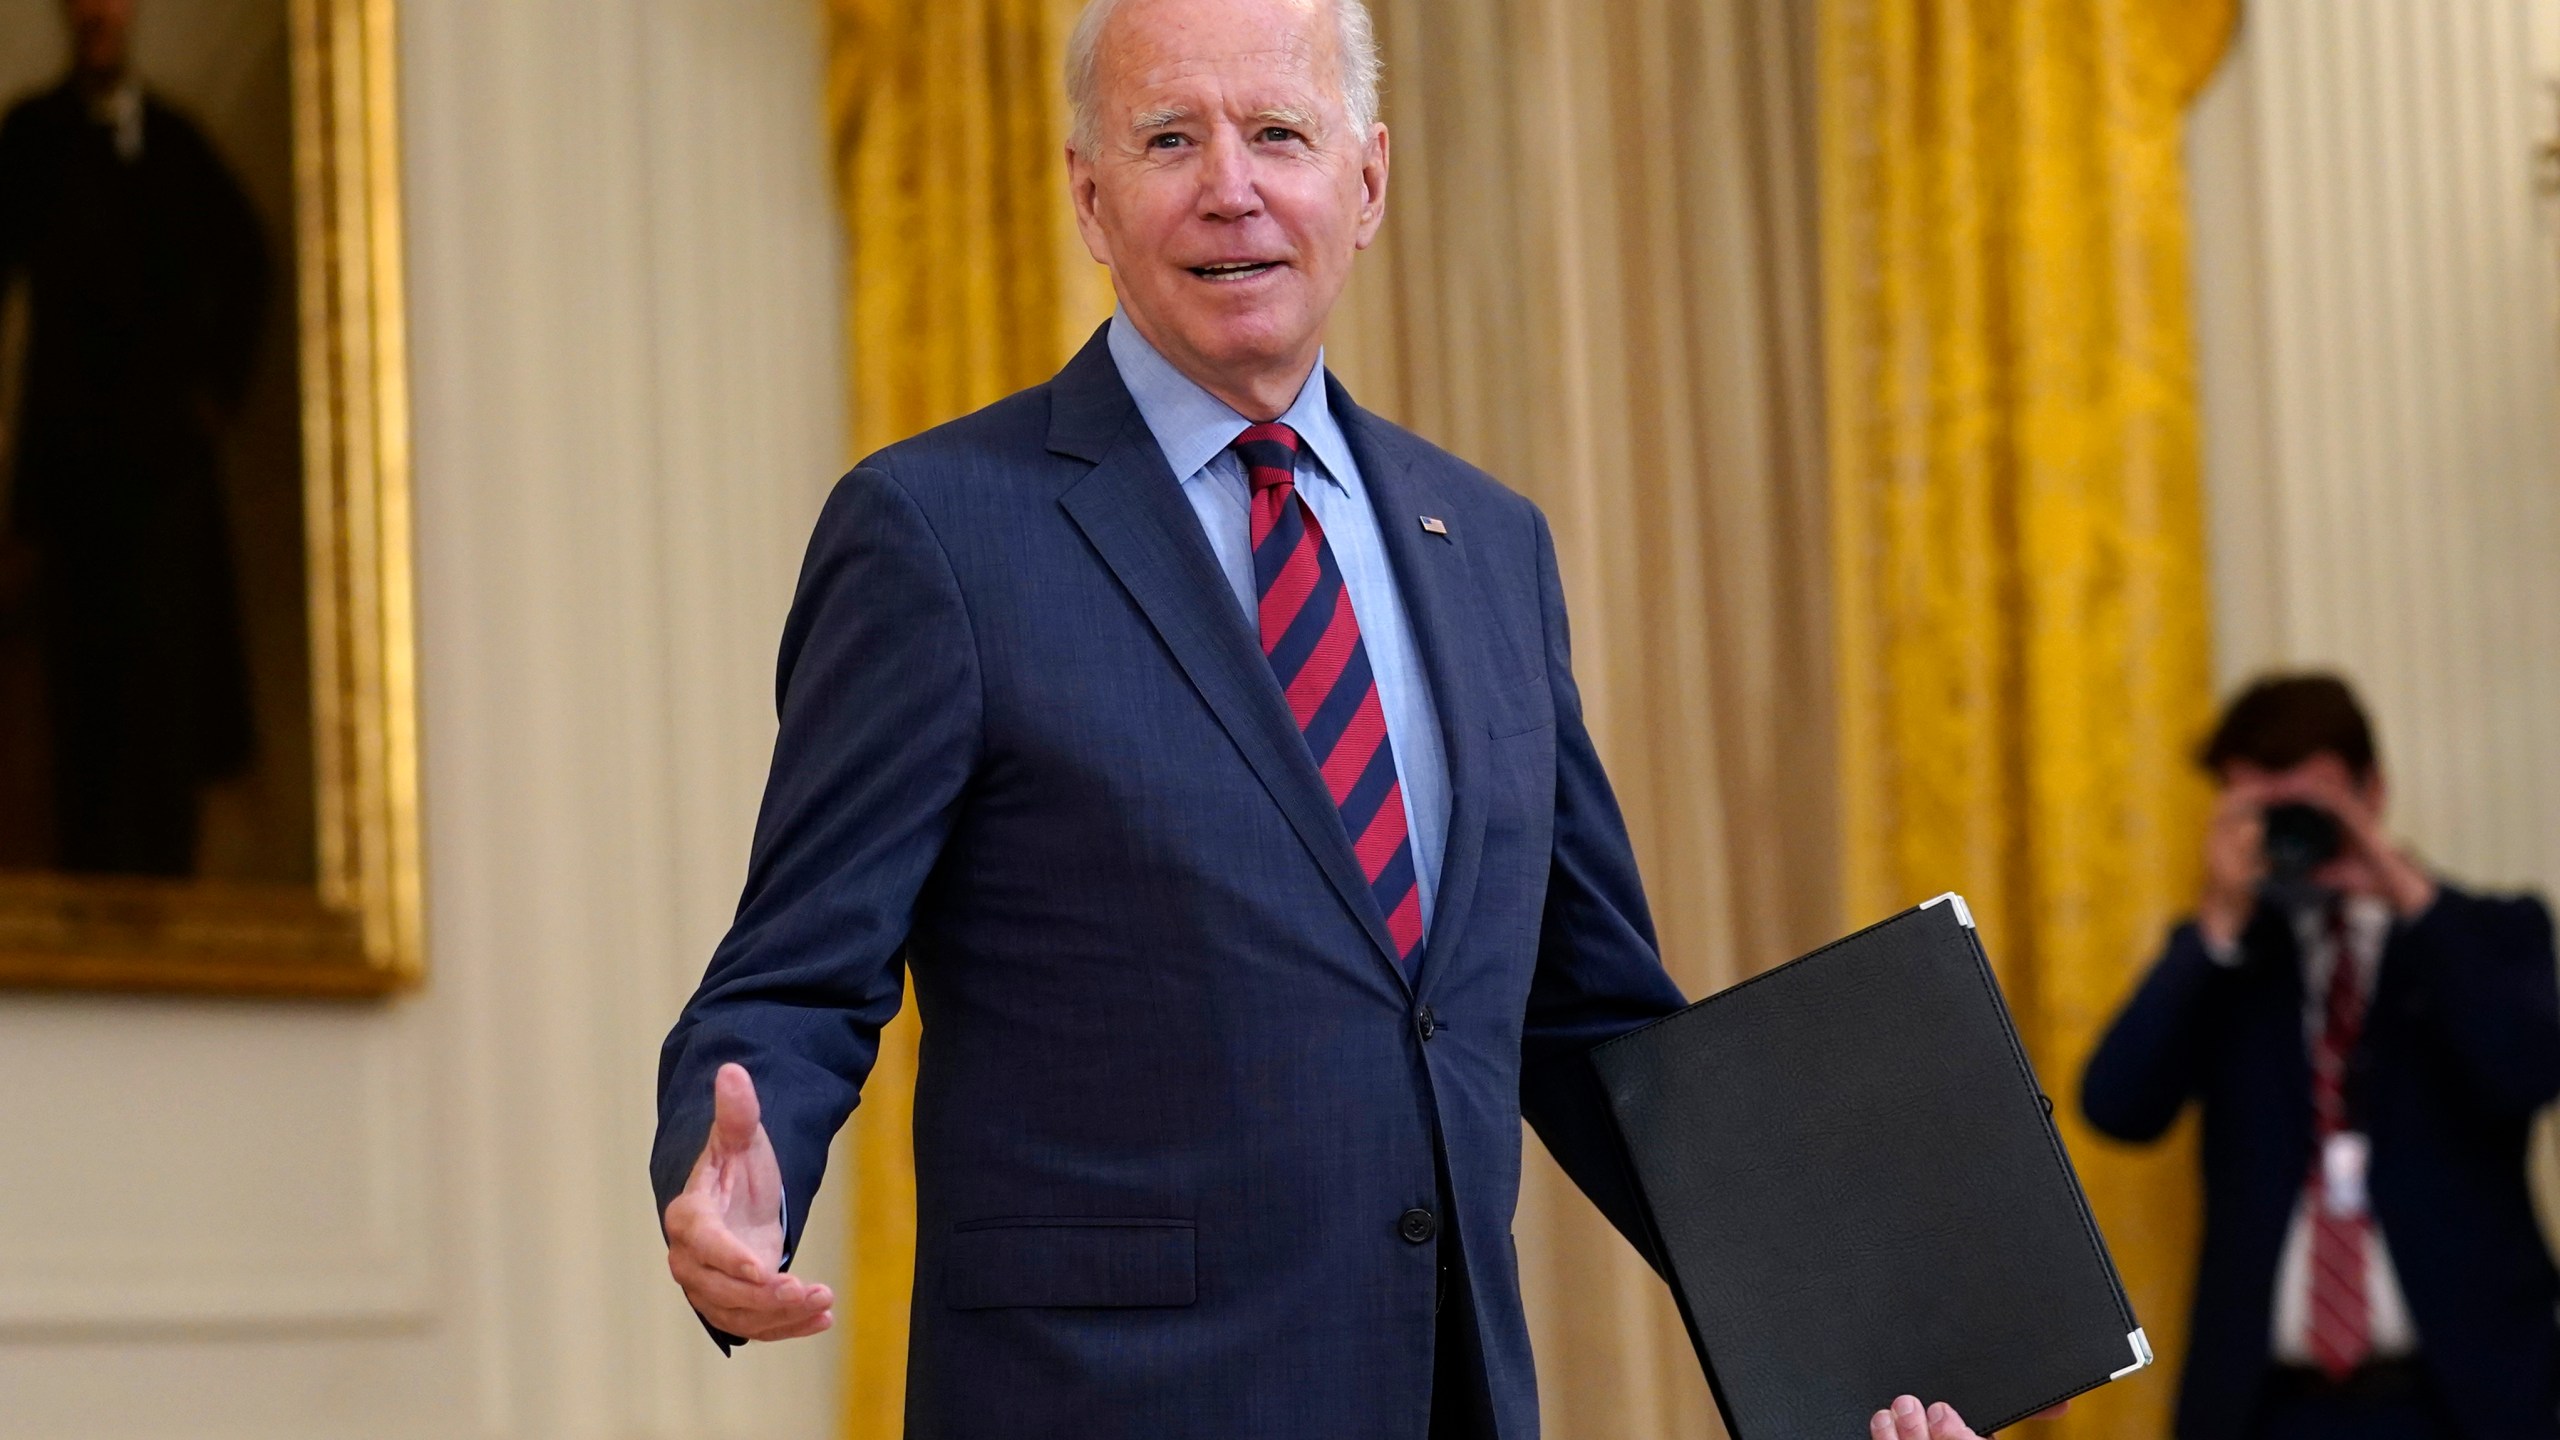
[2261,801,2342,903]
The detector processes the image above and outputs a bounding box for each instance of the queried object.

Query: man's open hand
[662,1063,835,1341]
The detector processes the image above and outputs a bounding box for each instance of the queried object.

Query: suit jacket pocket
[943,1218,1197,1310]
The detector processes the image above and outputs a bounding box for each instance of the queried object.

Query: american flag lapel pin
[1419,515,1449,537]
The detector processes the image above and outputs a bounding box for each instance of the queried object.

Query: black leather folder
[1590,894,2149,1438]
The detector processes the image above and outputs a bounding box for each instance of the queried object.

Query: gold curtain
[1819,2,2235,1437]
[823,3,1109,1436]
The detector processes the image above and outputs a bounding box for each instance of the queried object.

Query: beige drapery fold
[825,1,1832,1435]
[1337,1,1833,1434]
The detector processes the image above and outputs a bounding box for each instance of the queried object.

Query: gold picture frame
[0,0,419,996]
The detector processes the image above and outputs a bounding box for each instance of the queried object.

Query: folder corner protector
[1921,892,1975,929]
[2109,1327,2154,1380]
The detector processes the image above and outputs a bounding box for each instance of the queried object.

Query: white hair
[1064,0,1382,157]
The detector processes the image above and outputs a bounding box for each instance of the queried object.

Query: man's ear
[1067,146,1113,266]
[1353,123,1390,251]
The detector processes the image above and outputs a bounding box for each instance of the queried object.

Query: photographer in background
[2083,673,2560,1440]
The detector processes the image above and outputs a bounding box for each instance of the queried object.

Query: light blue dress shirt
[1106,312,1450,931]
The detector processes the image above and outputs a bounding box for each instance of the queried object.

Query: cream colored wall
[0,1,850,1435]
[2186,0,2560,1240]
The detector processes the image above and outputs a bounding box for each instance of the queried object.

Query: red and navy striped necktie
[1232,422,1424,968]
[2304,898,2373,1380]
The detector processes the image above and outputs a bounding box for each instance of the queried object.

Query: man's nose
[1195,132,1263,220]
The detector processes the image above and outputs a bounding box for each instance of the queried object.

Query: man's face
[63,0,136,82]
[1068,0,1387,407]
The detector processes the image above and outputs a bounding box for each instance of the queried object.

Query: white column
[2187,0,2560,1238]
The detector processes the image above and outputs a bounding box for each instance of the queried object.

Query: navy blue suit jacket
[2082,888,2560,1440]
[652,328,1687,1439]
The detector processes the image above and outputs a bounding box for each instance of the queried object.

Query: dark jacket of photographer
[2083,886,2560,1440]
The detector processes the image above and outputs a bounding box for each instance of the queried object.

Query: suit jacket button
[1398,1208,1438,1244]
[1416,1006,1438,1040]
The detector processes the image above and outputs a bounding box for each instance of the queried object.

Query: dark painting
[0,0,313,884]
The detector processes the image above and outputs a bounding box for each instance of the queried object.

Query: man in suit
[2083,674,2560,1440]
[654,2,1999,1436]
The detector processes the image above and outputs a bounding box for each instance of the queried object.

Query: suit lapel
[1050,333,1406,984]
[1333,381,1494,991]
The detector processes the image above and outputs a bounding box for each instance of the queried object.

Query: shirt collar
[1106,310,1357,493]
[2289,891,2394,950]
[82,78,145,161]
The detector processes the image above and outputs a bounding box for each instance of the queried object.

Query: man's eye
[1259,127,1301,144]
[1149,133,1188,149]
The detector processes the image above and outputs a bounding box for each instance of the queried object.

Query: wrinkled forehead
[1097,0,1344,119]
